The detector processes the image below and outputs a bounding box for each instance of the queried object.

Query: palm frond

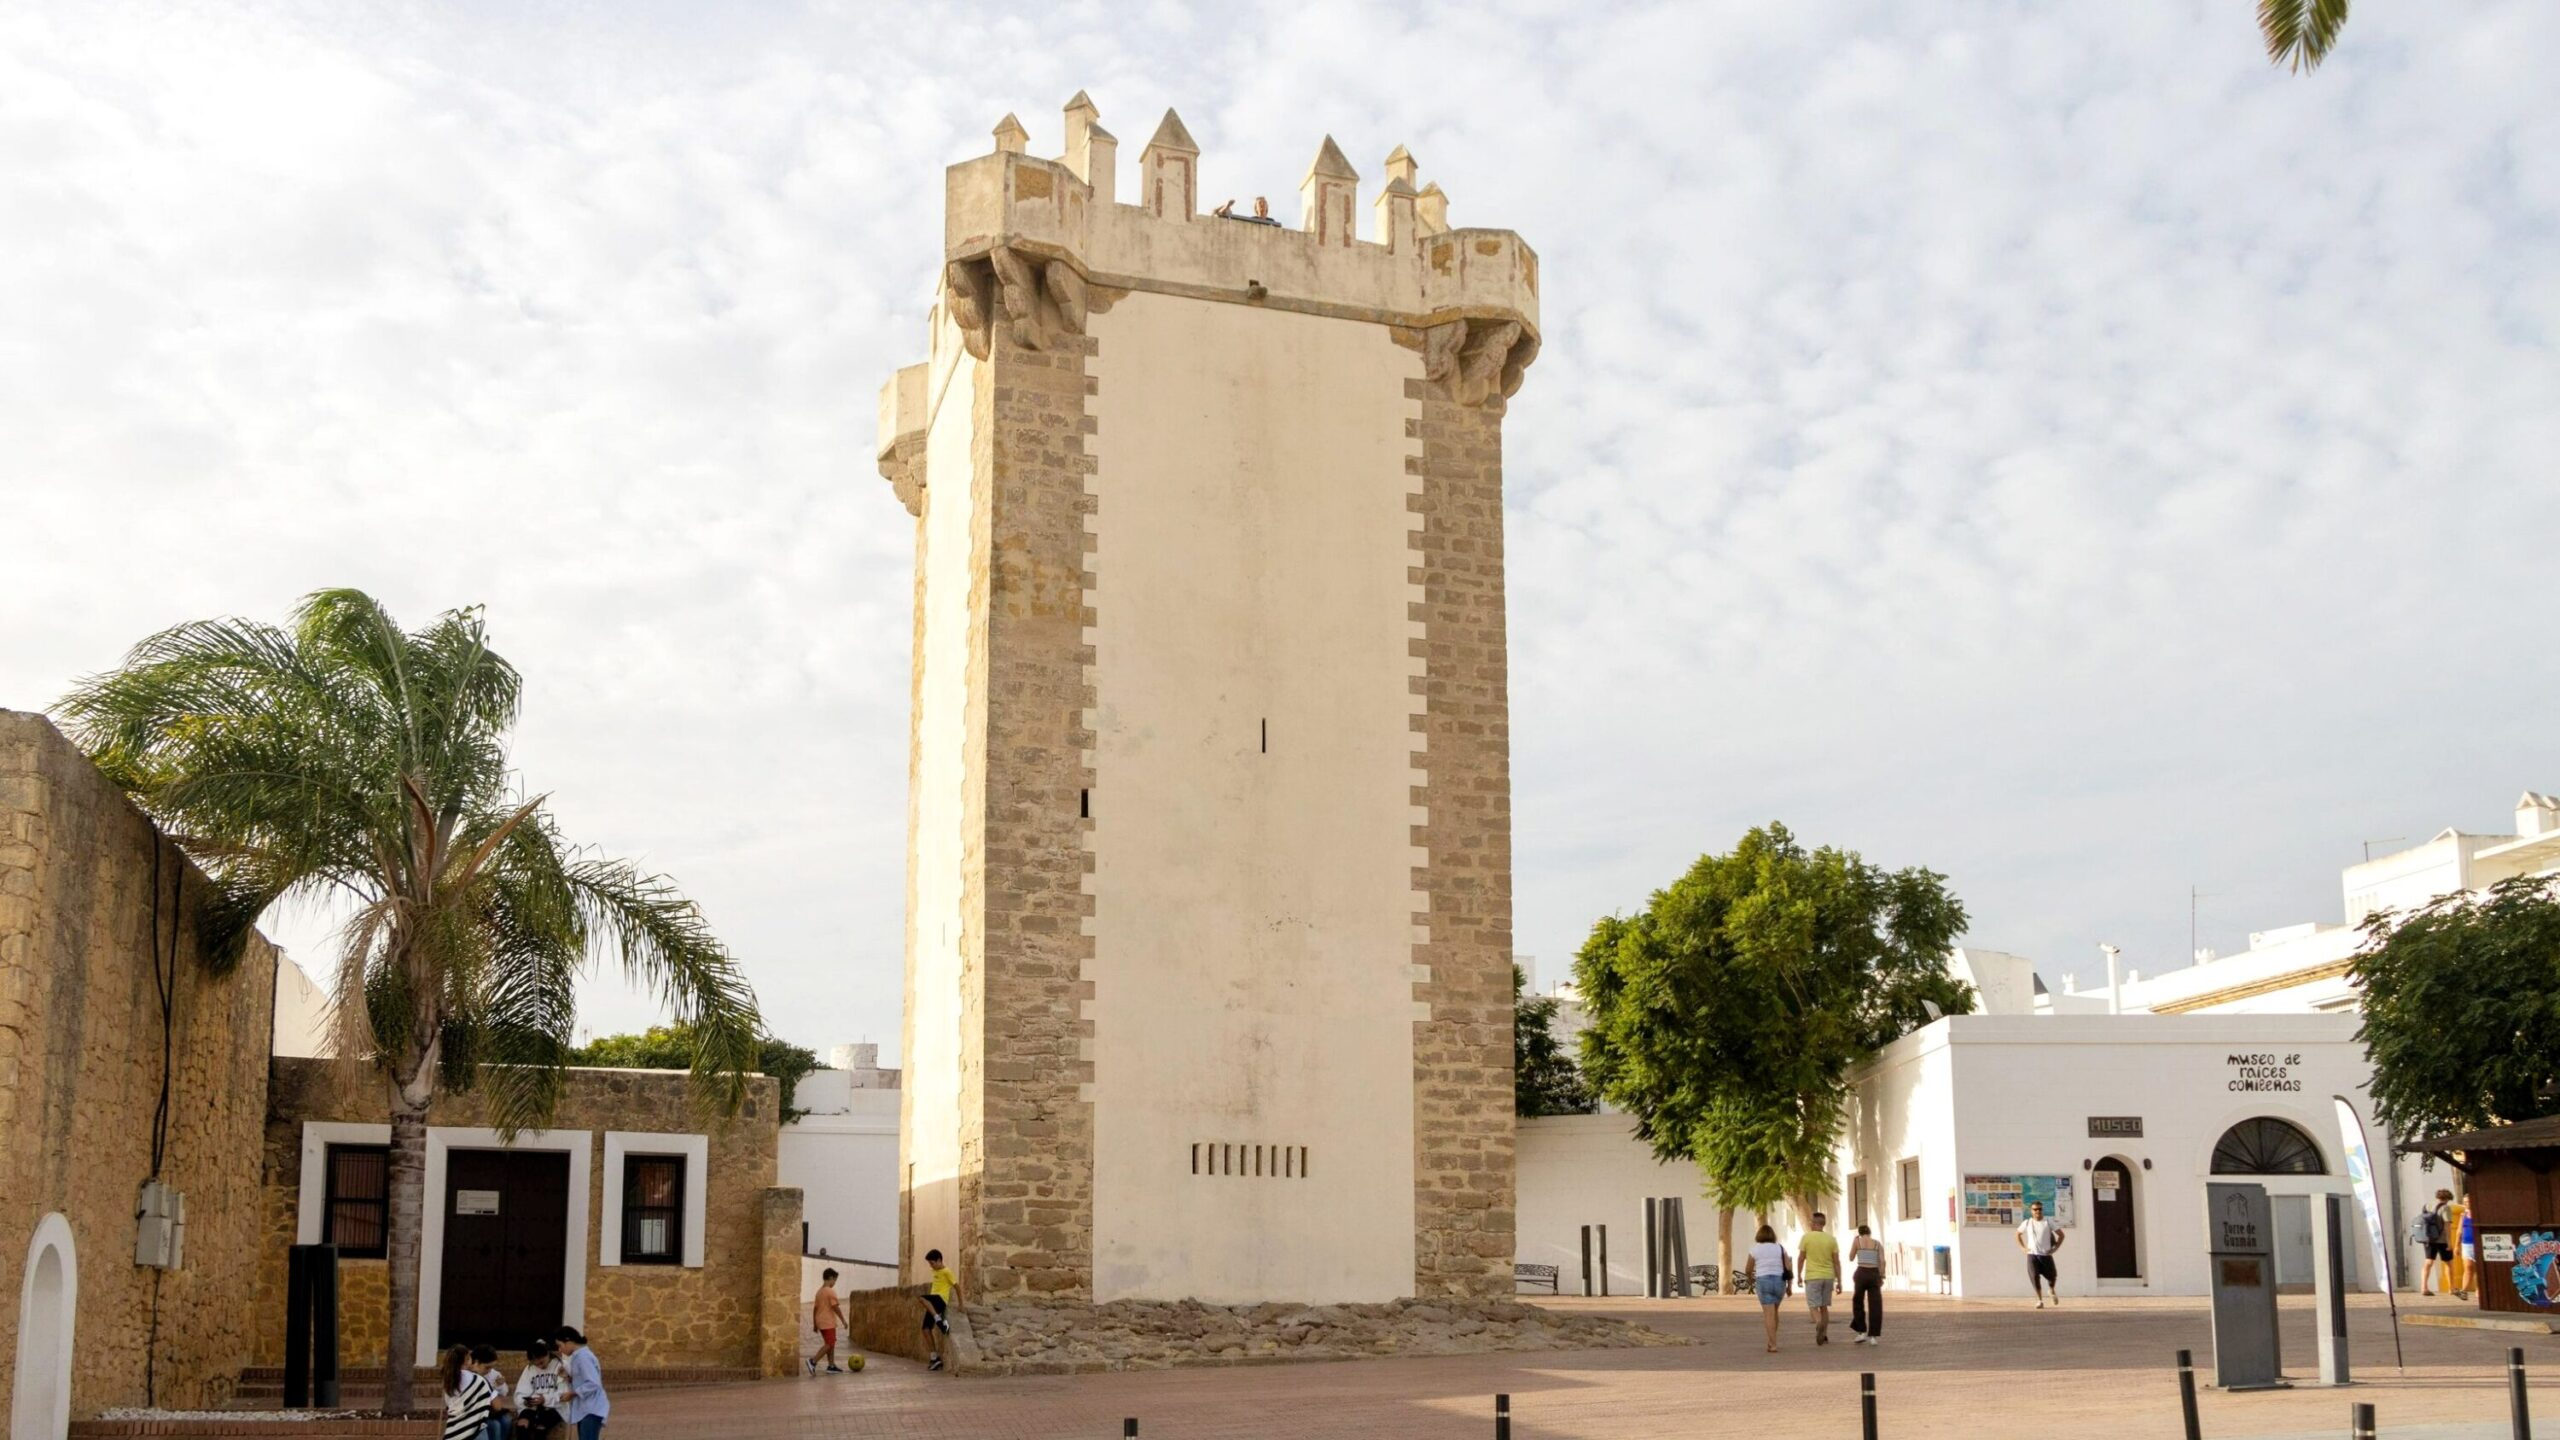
[556,851,763,1115]
[2260,0,2350,73]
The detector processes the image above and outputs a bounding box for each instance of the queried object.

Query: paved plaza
[607,1293,2546,1439]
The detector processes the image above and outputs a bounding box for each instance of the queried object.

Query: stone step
[229,1365,757,1404]
[2405,1311,2560,1335]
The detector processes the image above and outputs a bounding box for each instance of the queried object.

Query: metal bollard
[2177,1348,2202,1440]
[1494,1391,1511,1440]
[2351,1401,2376,1440]
[1861,1372,1878,1440]
[2512,1347,2532,1440]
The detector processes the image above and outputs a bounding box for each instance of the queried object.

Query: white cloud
[4,1,2555,1052]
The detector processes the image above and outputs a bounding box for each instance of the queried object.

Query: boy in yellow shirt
[922,1249,959,1372]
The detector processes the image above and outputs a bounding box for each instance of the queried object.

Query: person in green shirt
[1797,1212,1842,1346]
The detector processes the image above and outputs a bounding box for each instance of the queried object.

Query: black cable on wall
[142,834,182,1405]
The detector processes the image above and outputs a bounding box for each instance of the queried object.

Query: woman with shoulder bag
[1750,1224,1790,1354]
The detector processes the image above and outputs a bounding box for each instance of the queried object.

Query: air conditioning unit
[135,1181,186,1270]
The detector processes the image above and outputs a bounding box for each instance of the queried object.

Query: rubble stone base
[958,1297,1688,1374]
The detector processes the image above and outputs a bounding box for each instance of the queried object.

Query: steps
[229,1364,760,1408]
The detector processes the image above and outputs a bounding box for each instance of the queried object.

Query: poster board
[1961,1173,2077,1227]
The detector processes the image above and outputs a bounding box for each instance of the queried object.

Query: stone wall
[1407,380,1521,1298]
[831,1284,936,1363]
[966,325,1100,1300]
[0,709,280,1418]
[756,1187,804,1377]
[255,1058,793,1374]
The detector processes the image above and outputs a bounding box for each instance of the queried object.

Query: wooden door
[438,1150,572,1349]
[2093,1158,2139,1279]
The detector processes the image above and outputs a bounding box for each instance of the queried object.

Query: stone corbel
[946,244,1090,360]
[1422,317,1539,407]
[878,434,926,517]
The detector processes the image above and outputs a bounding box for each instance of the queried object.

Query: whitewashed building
[1831,1012,2381,1297]
[1518,1015,2385,1300]
[777,1044,902,1271]
[1513,788,2560,1299]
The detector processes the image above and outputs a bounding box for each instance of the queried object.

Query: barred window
[621,1156,686,1264]
[323,1145,389,1259]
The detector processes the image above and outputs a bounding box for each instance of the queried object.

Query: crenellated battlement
[935,95,1538,379]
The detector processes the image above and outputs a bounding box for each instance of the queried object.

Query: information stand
[2207,1182,2287,1391]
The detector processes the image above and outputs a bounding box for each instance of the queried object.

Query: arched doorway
[2092,1157,2139,1279]
[12,1213,77,1440]
[2211,1117,2329,1288]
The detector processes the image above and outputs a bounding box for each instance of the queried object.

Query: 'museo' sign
[2225,1053,2303,1093]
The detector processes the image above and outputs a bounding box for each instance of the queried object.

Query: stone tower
[878,95,1538,1306]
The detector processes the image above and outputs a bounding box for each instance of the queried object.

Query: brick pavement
[606,1293,2546,1439]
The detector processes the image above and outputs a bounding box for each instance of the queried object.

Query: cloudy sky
[6,2,2555,1056]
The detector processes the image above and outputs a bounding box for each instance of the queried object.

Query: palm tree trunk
[381,1092,430,1414]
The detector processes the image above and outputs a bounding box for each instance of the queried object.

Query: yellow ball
[847,1354,866,1372]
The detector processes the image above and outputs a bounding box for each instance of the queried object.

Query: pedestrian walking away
[2016,1201,2066,1308]
[1847,1223,1886,1345]
[440,1346,494,1440]
[1798,1211,1841,1346]
[923,1248,961,1372]
[553,1327,609,1440]
[1750,1225,1789,1353]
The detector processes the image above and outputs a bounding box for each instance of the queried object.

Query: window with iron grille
[621,1155,686,1264]
[323,1144,389,1259]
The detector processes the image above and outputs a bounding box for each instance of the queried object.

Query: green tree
[1572,823,1973,1279]
[1514,965,1594,1118]
[2260,0,2350,73]
[57,589,761,1414]
[2353,874,2560,1139]
[574,1024,823,1121]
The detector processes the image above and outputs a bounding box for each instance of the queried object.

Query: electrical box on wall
[135,1180,186,1269]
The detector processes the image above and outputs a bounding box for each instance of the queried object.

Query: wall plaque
[2087,1116,2144,1138]
[455,1190,501,1216]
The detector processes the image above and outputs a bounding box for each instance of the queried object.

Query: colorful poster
[2514,1231,2560,1309]
[1961,1174,2077,1227]
[2332,1097,2392,1294]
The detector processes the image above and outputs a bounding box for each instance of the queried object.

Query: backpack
[2422,1209,2447,1246]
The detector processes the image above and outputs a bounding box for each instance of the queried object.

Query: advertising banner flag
[2334,1094,2404,1369]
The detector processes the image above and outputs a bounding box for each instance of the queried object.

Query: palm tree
[2259,0,2350,73]
[57,589,761,1414]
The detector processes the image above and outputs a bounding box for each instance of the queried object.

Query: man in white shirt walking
[2015,1201,2066,1308]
